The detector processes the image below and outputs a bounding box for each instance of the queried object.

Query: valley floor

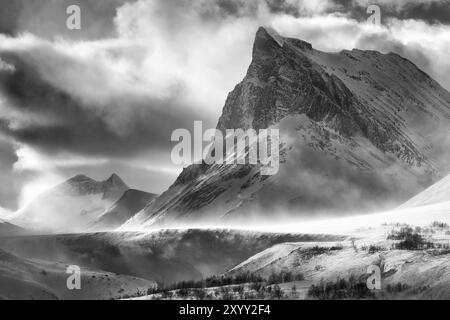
[1,202,449,300]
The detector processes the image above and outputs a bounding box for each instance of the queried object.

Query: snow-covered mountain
[400,174,450,208]
[122,27,450,231]
[11,174,129,233]
[90,189,158,231]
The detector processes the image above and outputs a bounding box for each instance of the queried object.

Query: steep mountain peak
[254,27,313,58]
[252,27,284,60]
[101,174,129,201]
[256,27,285,47]
[122,29,450,230]
[104,173,128,189]
[51,173,128,200]
[219,27,363,133]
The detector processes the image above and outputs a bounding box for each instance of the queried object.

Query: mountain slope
[90,189,158,231]
[122,27,450,231]
[227,220,450,299]
[0,249,156,300]
[400,174,450,208]
[0,219,28,237]
[11,174,129,233]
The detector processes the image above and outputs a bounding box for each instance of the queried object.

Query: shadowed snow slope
[90,189,158,231]
[400,174,450,208]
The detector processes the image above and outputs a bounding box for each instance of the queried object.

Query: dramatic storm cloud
[0,0,449,210]
[0,0,137,40]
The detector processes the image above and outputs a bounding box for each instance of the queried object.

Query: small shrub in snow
[308,276,375,300]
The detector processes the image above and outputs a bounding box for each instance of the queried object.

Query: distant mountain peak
[53,173,129,200]
[107,173,121,180]
[67,174,94,183]
[105,173,128,189]
[12,173,130,232]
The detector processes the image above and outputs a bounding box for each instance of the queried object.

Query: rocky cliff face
[121,27,450,231]
[218,28,450,168]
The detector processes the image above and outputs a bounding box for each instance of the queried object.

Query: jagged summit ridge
[105,173,128,188]
[57,173,128,200]
[219,27,450,170]
[259,27,285,47]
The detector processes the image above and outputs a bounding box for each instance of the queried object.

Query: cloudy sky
[0,0,450,213]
